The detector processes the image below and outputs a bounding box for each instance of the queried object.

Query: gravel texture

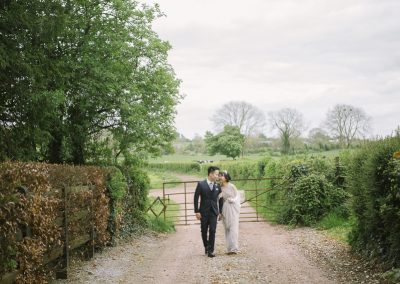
[52,223,388,284]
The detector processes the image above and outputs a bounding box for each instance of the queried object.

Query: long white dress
[221,183,240,253]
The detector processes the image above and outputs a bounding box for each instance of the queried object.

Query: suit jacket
[194,180,223,216]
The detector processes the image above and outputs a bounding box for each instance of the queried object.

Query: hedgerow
[347,136,400,267]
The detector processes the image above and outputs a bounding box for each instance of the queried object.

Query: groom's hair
[207,166,220,175]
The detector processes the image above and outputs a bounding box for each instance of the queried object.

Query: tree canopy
[205,125,245,160]
[0,0,181,164]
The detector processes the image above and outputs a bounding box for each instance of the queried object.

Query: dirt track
[54,174,384,284]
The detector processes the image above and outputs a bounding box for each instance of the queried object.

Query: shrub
[261,155,350,226]
[279,174,347,225]
[117,165,150,237]
[107,167,127,201]
[106,167,127,242]
[348,136,400,267]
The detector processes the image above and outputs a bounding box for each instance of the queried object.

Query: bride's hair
[220,171,231,182]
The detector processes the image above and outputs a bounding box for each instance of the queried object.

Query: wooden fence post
[56,185,69,279]
[89,184,95,258]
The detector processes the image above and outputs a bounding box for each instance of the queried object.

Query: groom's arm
[194,182,201,218]
[218,189,224,213]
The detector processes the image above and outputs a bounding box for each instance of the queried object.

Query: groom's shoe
[207,252,215,258]
[205,245,211,255]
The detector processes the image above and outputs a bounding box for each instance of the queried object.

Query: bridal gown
[221,183,240,253]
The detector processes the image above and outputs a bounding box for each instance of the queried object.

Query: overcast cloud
[144,0,400,139]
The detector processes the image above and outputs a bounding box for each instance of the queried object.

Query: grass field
[146,170,181,189]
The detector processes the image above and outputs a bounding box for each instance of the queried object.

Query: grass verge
[316,211,353,243]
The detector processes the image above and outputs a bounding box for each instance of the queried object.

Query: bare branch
[324,104,371,147]
[211,101,266,136]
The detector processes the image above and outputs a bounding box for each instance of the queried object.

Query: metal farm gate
[147,178,281,226]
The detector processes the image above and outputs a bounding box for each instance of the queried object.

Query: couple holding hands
[194,166,241,258]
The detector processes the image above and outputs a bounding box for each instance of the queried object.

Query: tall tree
[211,101,265,156]
[211,101,265,136]
[0,0,67,161]
[269,108,305,154]
[205,126,245,160]
[324,104,371,148]
[0,1,181,164]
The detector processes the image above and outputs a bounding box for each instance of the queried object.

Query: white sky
[144,0,400,139]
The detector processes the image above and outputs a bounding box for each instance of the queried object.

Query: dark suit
[194,180,224,254]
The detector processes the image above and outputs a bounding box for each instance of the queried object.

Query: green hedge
[147,162,201,173]
[106,165,150,240]
[347,136,400,267]
[280,174,349,225]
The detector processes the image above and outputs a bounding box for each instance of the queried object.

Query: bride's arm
[227,184,238,203]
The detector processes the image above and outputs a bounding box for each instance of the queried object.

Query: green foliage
[383,268,400,283]
[279,174,348,225]
[288,162,309,183]
[0,0,180,164]
[205,126,245,159]
[260,156,350,226]
[146,217,175,233]
[317,212,353,243]
[147,162,201,173]
[106,163,152,240]
[257,157,272,177]
[149,153,230,162]
[106,167,128,242]
[347,136,400,267]
[125,166,150,213]
[107,167,127,201]
[219,161,259,180]
[317,211,350,230]
[147,170,180,189]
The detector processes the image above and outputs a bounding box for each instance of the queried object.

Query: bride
[219,171,240,254]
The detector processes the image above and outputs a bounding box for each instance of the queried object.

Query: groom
[194,166,223,257]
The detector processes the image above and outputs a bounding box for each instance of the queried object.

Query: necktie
[209,182,213,190]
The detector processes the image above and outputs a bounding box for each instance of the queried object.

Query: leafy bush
[107,167,127,201]
[117,165,150,237]
[261,156,350,226]
[279,174,348,225]
[348,136,400,267]
[106,167,127,242]
[106,163,154,241]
